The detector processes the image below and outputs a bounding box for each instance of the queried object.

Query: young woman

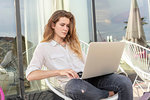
[26,10,133,100]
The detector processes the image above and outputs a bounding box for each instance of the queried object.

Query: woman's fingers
[65,73,73,79]
[59,69,79,79]
[71,69,79,78]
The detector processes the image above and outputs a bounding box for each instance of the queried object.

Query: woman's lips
[62,32,67,35]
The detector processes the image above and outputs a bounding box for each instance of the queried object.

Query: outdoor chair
[122,40,150,94]
[45,77,118,100]
[44,41,121,100]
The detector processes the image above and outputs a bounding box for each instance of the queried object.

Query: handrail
[123,40,150,51]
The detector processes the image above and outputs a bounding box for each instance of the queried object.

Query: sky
[0,0,16,33]
[0,0,24,37]
[95,0,150,40]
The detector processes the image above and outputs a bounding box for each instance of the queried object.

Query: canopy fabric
[125,0,146,47]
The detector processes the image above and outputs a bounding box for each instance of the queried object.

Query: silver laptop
[81,42,125,79]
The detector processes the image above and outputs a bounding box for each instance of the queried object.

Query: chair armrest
[45,78,72,100]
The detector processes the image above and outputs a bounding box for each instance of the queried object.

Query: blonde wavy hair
[41,10,83,60]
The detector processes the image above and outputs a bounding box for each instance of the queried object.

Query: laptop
[80,42,125,79]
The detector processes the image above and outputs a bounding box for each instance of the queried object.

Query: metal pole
[14,0,25,99]
[92,0,97,42]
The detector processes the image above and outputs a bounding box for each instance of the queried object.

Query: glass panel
[70,0,91,43]
[21,0,51,93]
[95,0,150,42]
[0,0,19,96]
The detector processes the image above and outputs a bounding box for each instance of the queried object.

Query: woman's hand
[58,69,79,79]
[27,69,79,81]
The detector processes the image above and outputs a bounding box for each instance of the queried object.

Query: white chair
[122,40,150,93]
[45,40,119,100]
[45,78,118,100]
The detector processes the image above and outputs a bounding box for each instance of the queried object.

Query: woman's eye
[60,24,64,26]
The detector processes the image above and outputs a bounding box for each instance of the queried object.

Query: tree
[124,17,148,30]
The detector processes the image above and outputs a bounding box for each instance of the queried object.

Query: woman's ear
[51,22,55,29]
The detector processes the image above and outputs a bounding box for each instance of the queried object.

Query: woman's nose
[64,26,68,31]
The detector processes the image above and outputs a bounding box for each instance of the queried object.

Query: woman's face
[53,17,70,40]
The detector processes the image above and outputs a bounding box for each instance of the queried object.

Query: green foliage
[123,17,148,30]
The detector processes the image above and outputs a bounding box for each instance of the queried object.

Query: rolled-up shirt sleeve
[26,44,45,78]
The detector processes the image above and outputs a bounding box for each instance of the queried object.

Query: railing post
[14,0,25,99]
[91,0,97,42]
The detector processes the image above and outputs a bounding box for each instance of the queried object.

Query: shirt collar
[50,40,58,47]
[49,40,68,48]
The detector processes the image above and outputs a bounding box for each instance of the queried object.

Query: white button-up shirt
[26,40,86,89]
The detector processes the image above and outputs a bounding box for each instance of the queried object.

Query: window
[0,0,18,96]
[95,0,150,41]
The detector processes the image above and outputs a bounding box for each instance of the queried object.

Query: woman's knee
[65,79,109,100]
[116,75,133,98]
[65,79,86,94]
[65,79,89,99]
[117,75,132,90]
